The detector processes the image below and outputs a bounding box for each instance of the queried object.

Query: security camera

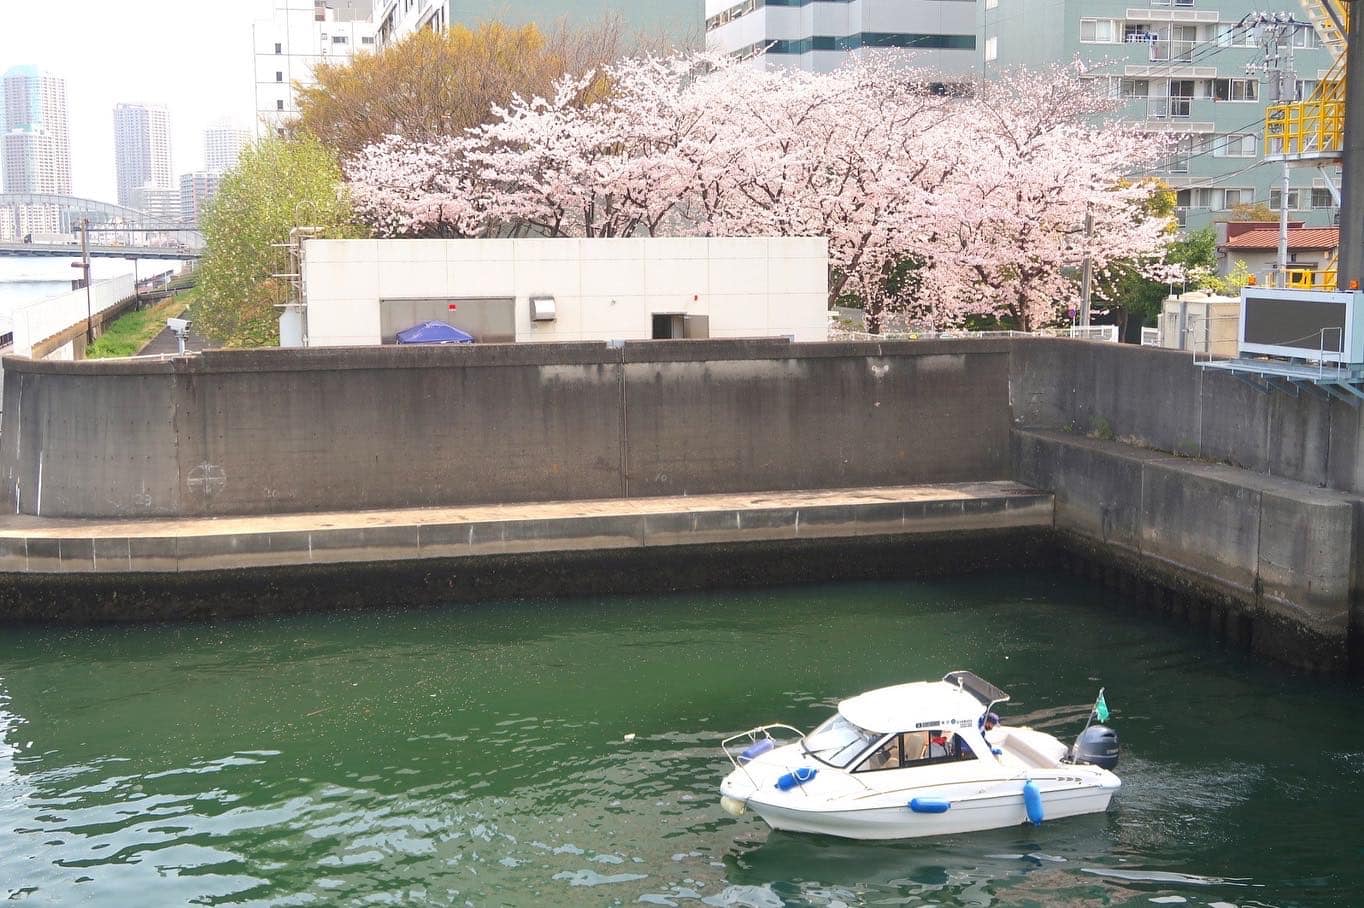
[167,317,190,333]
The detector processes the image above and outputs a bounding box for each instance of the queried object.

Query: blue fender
[908,798,952,814]
[738,738,775,764]
[774,767,818,791]
[1023,780,1044,826]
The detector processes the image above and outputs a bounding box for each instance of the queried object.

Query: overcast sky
[0,1,269,203]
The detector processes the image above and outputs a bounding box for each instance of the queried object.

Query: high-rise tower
[113,102,173,209]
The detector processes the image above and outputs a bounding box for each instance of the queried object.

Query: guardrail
[8,273,136,358]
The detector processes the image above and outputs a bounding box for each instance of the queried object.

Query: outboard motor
[1072,725,1120,770]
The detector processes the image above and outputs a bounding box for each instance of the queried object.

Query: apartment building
[979,0,1337,230]
[704,2,1336,231]
[205,121,252,173]
[179,171,223,226]
[252,0,376,137]
[113,103,173,209]
[1,65,71,237]
[703,0,979,74]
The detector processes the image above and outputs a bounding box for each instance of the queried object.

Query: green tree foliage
[197,135,358,347]
[1098,223,1228,340]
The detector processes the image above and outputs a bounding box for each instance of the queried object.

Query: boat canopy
[941,670,1010,707]
[837,681,987,735]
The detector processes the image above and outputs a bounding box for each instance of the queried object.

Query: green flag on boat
[1094,690,1110,723]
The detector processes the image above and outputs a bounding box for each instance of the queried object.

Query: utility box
[1239,288,1364,363]
[529,296,557,321]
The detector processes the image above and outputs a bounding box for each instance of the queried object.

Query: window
[1168,134,1196,173]
[275,71,283,82]
[1080,19,1118,43]
[1312,187,1335,209]
[1216,24,1257,47]
[1179,187,1253,210]
[1270,188,1302,210]
[274,42,282,54]
[332,35,348,44]
[362,36,375,45]
[854,730,978,772]
[276,99,285,111]
[1213,133,1257,157]
[1213,78,1259,101]
[802,715,880,769]
[1123,24,1153,44]
[1293,26,1319,48]
[985,36,998,61]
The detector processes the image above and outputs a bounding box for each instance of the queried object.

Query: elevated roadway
[0,241,200,260]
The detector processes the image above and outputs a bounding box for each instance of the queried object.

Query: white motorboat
[718,671,1120,840]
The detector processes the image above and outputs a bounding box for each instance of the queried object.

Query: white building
[205,120,251,173]
[179,171,222,226]
[252,0,376,137]
[298,237,829,346]
[703,0,979,73]
[374,0,445,46]
[130,185,181,225]
[1,65,71,238]
[113,103,173,209]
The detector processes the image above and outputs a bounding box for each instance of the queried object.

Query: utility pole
[1340,1,1364,290]
[1250,14,1299,287]
[70,218,94,345]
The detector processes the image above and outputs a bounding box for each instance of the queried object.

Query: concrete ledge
[1015,429,1356,672]
[0,482,1052,576]
[0,527,1059,626]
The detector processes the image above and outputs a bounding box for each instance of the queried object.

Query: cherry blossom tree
[345,53,1174,332]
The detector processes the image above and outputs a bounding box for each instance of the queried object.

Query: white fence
[1141,326,1161,346]
[8,273,136,358]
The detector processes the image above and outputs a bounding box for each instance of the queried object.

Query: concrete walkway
[0,482,1052,575]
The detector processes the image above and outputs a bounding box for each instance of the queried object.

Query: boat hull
[743,784,1117,840]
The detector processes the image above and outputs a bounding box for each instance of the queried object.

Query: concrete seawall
[1,337,1360,672]
[0,339,1011,519]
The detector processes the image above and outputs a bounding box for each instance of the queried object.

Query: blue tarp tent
[395,321,475,345]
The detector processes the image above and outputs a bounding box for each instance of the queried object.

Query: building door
[652,314,685,339]
[651,314,710,339]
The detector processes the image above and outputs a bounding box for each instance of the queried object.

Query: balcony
[1129,96,1194,119]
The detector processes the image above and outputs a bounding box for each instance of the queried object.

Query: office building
[253,0,377,137]
[205,121,251,173]
[703,0,978,74]
[1,65,71,237]
[114,102,173,209]
[375,0,702,48]
[130,184,181,225]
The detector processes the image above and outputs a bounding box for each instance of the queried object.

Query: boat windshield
[801,713,881,768]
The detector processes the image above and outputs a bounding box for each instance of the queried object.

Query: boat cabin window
[802,714,881,768]
[854,729,978,772]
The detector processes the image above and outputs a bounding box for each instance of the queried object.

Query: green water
[1,573,1360,907]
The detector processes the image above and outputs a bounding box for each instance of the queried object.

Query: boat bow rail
[721,724,806,772]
